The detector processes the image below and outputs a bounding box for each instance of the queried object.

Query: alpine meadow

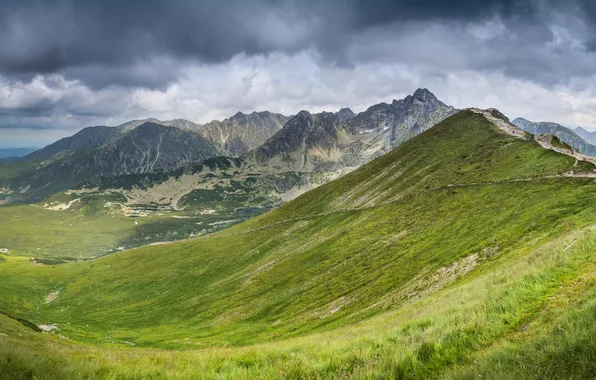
[3,1,596,379]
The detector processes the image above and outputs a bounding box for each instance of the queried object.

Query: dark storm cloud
[3,0,596,145]
[0,0,587,89]
[350,0,534,25]
[0,102,56,117]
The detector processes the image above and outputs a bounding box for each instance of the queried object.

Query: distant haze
[0,147,38,158]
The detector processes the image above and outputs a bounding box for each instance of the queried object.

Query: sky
[2,0,596,148]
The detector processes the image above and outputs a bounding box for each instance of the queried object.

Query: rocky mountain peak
[336,107,356,122]
[295,110,312,119]
[230,111,247,121]
[413,88,435,100]
[391,88,441,108]
[511,117,534,132]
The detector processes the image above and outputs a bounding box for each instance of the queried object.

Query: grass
[2,110,596,378]
[0,160,37,181]
[0,185,273,259]
[1,226,596,379]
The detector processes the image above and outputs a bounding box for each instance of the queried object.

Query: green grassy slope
[2,110,596,378]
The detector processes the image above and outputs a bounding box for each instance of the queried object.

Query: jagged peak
[336,107,356,122]
[295,110,312,118]
[365,102,391,112]
[228,110,282,122]
[413,88,435,99]
[390,88,441,108]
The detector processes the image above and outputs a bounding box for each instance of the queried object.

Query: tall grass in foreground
[2,226,596,379]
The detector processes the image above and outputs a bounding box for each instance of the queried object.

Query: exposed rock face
[4,88,455,201]
[120,112,289,156]
[91,123,220,174]
[512,118,596,157]
[248,111,342,171]
[9,123,220,199]
[336,108,356,122]
[247,88,457,172]
[198,111,289,156]
[8,112,288,200]
[27,112,288,164]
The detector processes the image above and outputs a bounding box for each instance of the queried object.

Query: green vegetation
[0,160,35,182]
[550,135,574,151]
[2,111,596,378]
[0,189,272,258]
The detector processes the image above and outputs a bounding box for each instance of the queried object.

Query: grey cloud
[0,0,589,88]
[4,0,596,144]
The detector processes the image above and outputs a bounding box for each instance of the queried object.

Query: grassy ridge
[2,110,596,378]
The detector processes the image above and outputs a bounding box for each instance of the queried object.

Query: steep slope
[335,107,356,122]
[33,90,452,215]
[24,126,124,162]
[3,110,596,378]
[248,111,343,171]
[109,111,289,156]
[247,88,457,171]
[513,117,596,156]
[198,111,289,156]
[4,110,596,338]
[4,123,220,200]
[2,112,289,201]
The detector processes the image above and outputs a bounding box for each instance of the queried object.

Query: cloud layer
[2,0,596,147]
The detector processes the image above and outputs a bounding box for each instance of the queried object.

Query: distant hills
[1,112,288,200]
[512,118,596,156]
[574,126,596,145]
[0,148,37,160]
[73,89,457,211]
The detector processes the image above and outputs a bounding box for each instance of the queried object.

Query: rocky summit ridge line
[0,89,457,202]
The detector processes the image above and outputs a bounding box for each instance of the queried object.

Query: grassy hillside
[2,110,596,378]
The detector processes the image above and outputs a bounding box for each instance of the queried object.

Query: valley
[3,109,596,378]
[0,89,454,258]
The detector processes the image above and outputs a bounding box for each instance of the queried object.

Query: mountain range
[0,89,456,202]
[573,126,596,145]
[512,117,596,156]
[248,88,456,172]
